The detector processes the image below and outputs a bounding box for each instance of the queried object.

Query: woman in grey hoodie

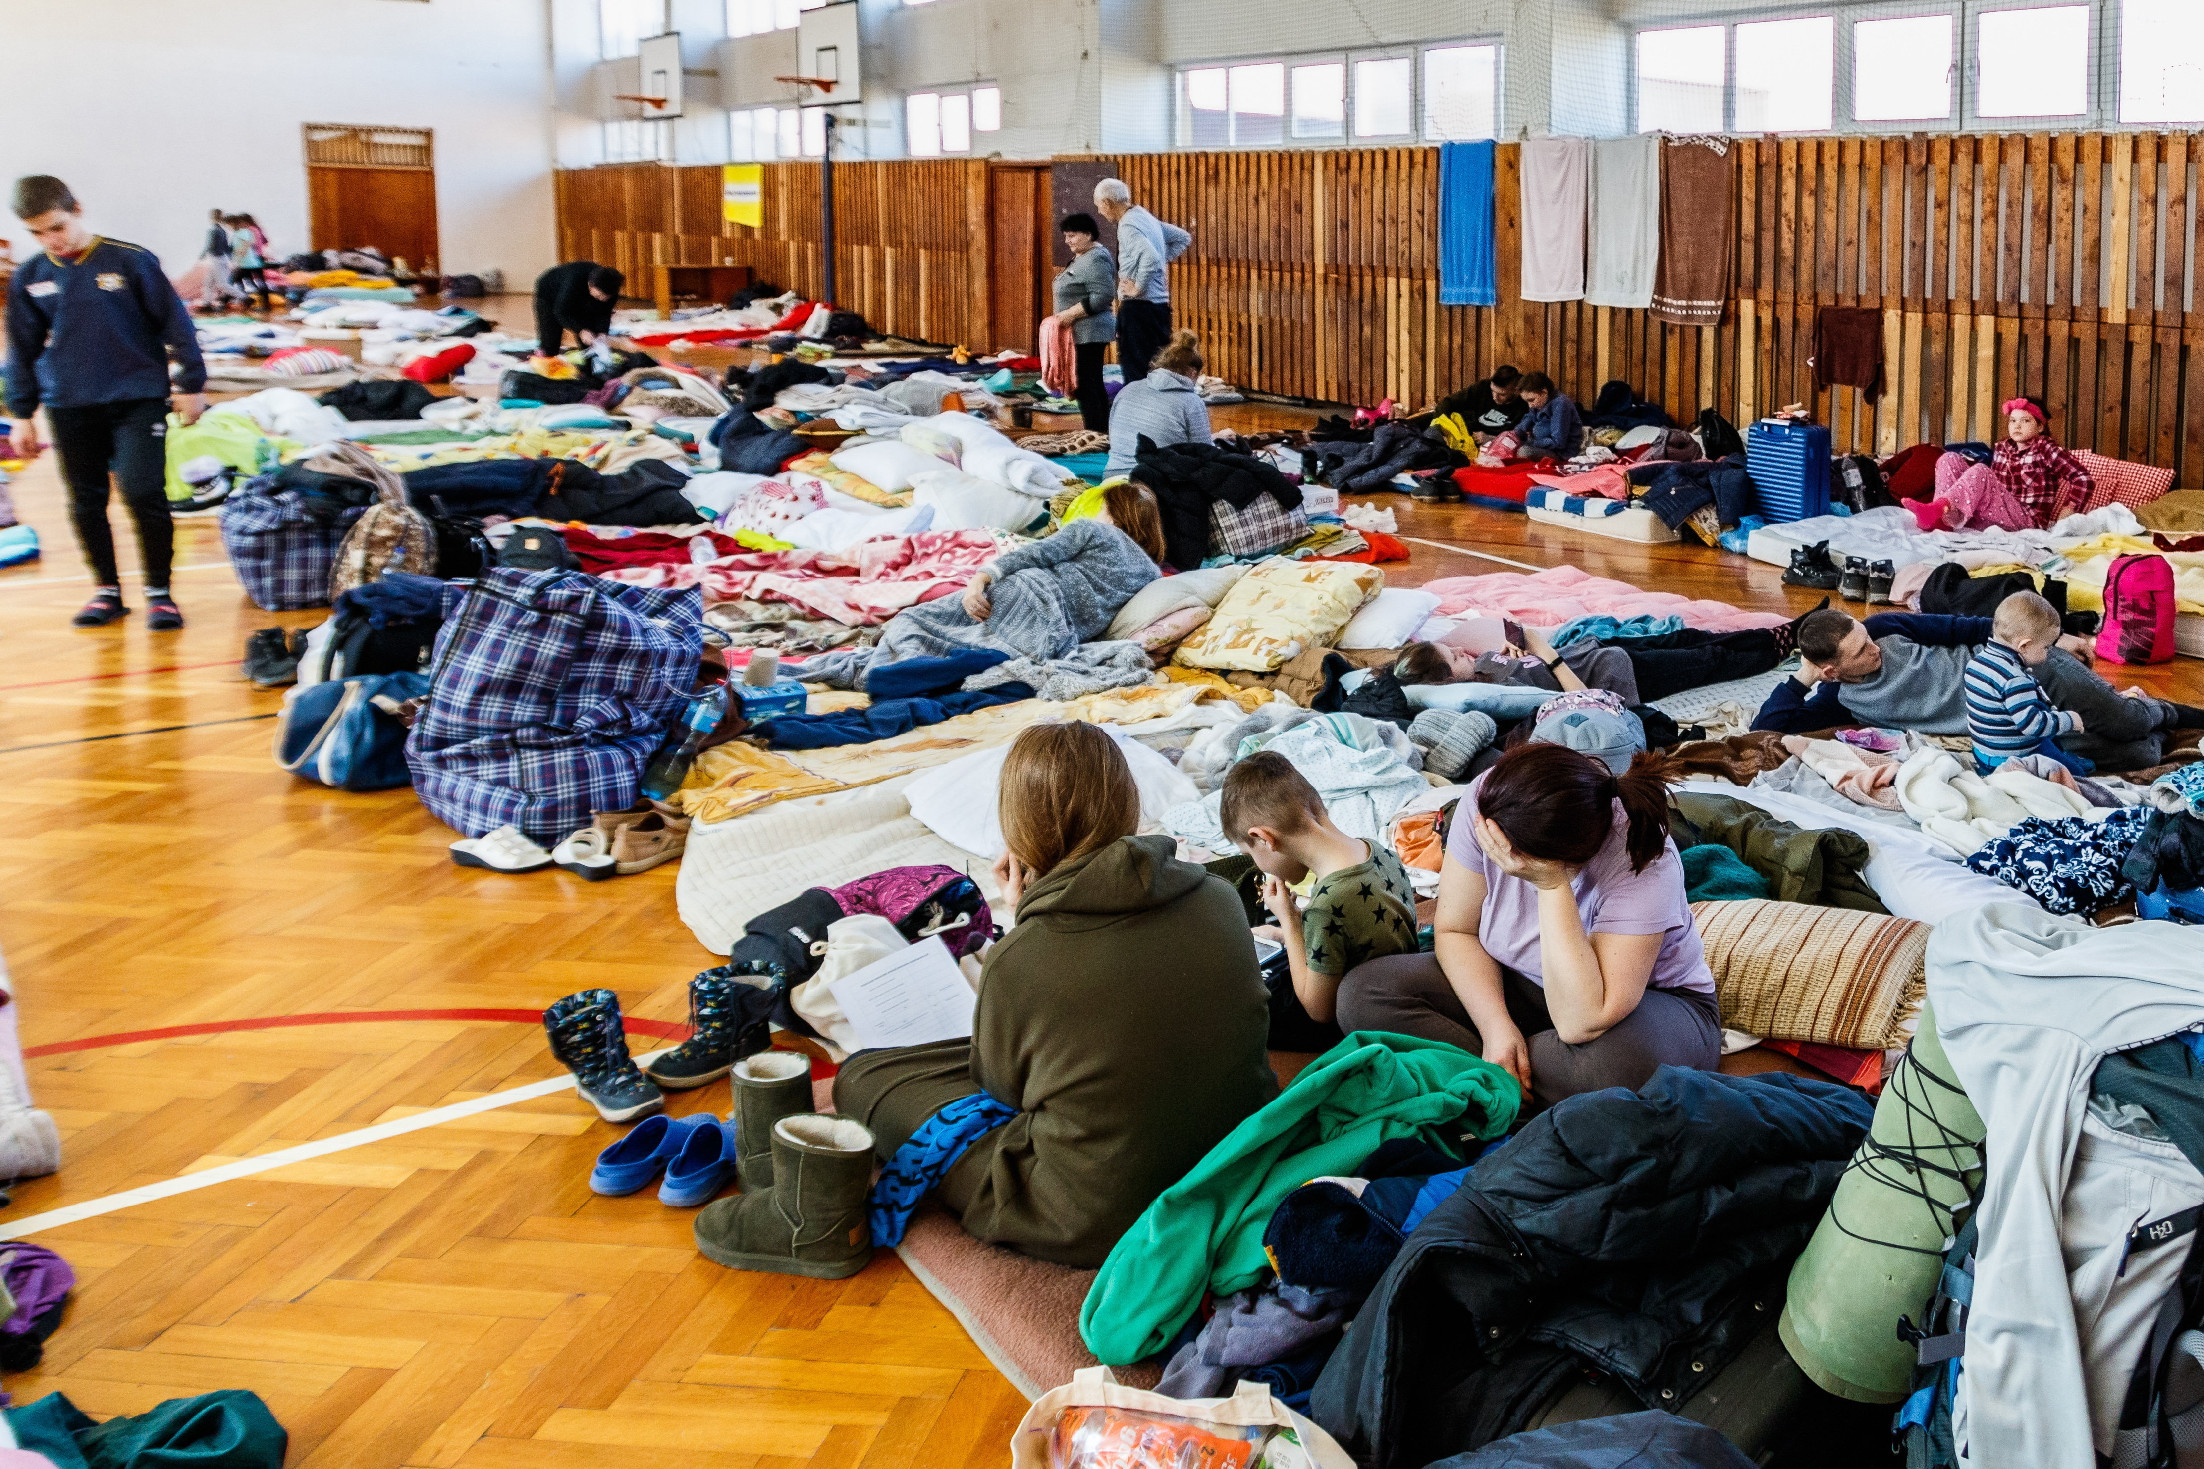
[1104,330,1213,479]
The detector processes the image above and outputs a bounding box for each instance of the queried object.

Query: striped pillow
[1692,899,1928,1050]
[263,347,351,377]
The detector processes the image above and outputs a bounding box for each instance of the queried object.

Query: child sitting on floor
[1223,751,1421,1050]
[1964,590,2091,775]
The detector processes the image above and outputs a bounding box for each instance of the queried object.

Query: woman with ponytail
[1337,741,1719,1109]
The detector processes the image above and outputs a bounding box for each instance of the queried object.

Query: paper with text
[828,935,976,1051]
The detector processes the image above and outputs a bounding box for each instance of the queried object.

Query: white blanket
[1746,503,2148,573]
[1167,717,1428,856]
[1893,746,2112,857]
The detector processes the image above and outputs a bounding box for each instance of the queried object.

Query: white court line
[0,1050,667,1240]
[0,561,236,592]
[1400,537,1544,572]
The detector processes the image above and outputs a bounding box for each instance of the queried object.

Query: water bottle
[641,682,731,800]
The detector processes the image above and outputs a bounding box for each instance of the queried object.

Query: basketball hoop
[613,94,671,110]
[774,76,839,95]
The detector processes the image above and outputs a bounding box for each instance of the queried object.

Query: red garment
[402,343,475,383]
[562,526,747,574]
[1038,317,1076,397]
[1761,1038,1885,1095]
[1882,443,1942,502]
[1318,530,1409,564]
[1991,436,2094,527]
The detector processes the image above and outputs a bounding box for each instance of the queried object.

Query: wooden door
[987,164,1053,353]
[307,167,440,273]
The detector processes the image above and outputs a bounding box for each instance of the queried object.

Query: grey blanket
[963,640,1156,702]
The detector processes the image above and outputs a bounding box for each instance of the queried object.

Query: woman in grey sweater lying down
[800,481,1168,689]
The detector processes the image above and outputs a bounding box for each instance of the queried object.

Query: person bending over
[1419,364,1527,435]
[532,260,624,354]
[1756,605,2200,768]
[1337,743,1719,1111]
[6,175,205,629]
[1511,372,1583,462]
[1104,330,1213,479]
[1225,751,1420,1052]
[832,722,1276,1266]
[1051,212,1117,433]
[1965,591,2089,776]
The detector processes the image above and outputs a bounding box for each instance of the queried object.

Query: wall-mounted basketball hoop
[613,95,671,110]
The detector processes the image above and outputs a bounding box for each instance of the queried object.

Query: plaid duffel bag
[1207,491,1310,559]
[407,567,703,843]
[218,478,366,611]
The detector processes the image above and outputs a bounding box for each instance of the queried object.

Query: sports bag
[313,443,435,601]
[276,671,430,791]
[2098,552,2178,665]
[218,475,366,611]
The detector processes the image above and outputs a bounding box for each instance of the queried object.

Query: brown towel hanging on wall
[1813,305,1887,398]
[1651,136,1734,328]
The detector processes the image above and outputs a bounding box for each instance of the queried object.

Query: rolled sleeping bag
[1778,999,1985,1402]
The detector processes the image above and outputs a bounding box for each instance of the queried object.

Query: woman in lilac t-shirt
[1337,742,1719,1110]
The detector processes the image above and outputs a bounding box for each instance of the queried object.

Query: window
[602,118,667,163]
[777,108,800,159]
[940,92,972,153]
[1291,62,1344,139]
[1423,43,1498,141]
[1636,25,1725,133]
[2122,0,2204,123]
[729,109,756,162]
[1353,57,1413,137]
[801,107,828,156]
[1854,14,1955,122]
[1977,5,2089,117]
[904,86,996,156]
[1226,63,1286,147]
[727,0,820,36]
[906,92,942,156]
[1734,16,1833,132]
[600,0,665,60]
[1182,67,1228,147]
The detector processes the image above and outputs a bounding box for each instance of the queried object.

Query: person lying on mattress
[1753,605,2202,770]
[1336,742,1720,1112]
[794,481,1167,690]
[833,722,1277,1267]
[1395,618,1790,708]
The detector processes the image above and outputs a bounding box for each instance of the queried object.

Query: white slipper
[552,827,618,881]
[451,825,554,873]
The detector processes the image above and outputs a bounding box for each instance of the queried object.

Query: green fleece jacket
[1079,1030,1519,1365]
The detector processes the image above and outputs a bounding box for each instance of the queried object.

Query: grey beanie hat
[1409,708,1498,781]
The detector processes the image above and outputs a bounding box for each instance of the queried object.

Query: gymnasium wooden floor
[1,348,2199,1467]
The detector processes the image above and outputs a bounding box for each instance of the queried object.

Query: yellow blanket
[2057,534,2204,615]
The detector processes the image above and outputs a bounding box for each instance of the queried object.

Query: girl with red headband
[1991,396,2094,529]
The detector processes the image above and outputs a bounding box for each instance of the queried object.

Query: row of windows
[1637,1,2204,135]
[1177,43,1500,149]
[717,86,1004,162]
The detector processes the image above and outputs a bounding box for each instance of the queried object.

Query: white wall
[0,0,560,281]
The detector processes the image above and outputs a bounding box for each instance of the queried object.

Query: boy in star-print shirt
[1223,751,1421,1047]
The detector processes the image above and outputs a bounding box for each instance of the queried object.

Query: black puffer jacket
[1306,423,1463,492]
[1310,1069,1872,1469]
[1130,439,1302,570]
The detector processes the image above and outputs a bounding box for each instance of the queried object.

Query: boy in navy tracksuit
[5,175,206,628]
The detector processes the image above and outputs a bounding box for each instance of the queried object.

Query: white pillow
[1338,588,1443,650]
[681,470,767,517]
[961,440,1072,497]
[777,504,935,552]
[925,410,1018,456]
[906,728,1200,860]
[829,439,949,494]
[910,469,1046,532]
[1104,564,1250,641]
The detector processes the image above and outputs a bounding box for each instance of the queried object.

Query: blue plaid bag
[406,568,703,843]
[219,476,365,611]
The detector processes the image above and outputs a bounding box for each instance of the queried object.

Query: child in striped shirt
[1964,591,2089,775]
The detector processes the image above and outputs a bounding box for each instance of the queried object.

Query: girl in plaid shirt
[1992,397,2094,528]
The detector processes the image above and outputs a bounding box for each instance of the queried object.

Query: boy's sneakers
[1838,556,1872,603]
[1782,541,1841,590]
[71,590,128,628]
[146,593,184,630]
[243,628,299,688]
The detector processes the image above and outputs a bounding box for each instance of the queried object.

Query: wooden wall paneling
[1926,136,1952,445]
[2106,133,2136,457]
[2047,133,2077,438]
[2075,133,2105,452]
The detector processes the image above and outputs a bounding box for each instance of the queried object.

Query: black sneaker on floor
[146,595,184,631]
[243,628,299,688]
[1866,560,1897,605]
[1782,541,1842,590]
[1410,476,1463,503]
[1838,556,1871,602]
[71,592,128,628]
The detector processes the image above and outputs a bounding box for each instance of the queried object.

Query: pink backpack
[2096,553,2177,665]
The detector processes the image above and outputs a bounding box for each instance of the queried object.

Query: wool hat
[1409,708,1497,781]
[1531,704,1646,775]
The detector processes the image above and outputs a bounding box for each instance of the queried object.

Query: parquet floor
[1,335,2199,1466]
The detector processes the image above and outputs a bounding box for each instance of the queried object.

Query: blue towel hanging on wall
[1439,140,1497,307]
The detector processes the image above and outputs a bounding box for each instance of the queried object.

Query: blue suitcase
[1746,420,1832,523]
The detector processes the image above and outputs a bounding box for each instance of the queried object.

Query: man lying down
[1751,606,2204,772]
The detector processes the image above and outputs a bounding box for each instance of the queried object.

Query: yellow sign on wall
[722,164,763,227]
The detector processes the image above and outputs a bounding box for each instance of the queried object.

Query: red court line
[24,1007,691,1058]
[0,659,245,692]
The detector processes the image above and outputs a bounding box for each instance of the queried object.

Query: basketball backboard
[795,2,861,107]
[636,33,685,119]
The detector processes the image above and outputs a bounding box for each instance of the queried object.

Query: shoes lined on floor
[550,804,690,881]
[544,988,664,1124]
[1782,541,1841,591]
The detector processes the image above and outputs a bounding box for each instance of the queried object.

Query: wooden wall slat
[557,133,2204,474]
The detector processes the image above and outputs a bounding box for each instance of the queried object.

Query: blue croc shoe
[658,1117,738,1207]
[589,1113,703,1196]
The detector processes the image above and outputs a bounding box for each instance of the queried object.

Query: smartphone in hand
[1503,618,1526,650]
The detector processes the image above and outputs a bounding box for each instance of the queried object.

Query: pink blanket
[602,529,1000,625]
[1421,565,1785,632]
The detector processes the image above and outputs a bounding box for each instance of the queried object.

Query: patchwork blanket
[601,529,1006,624]
[1419,564,1784,633]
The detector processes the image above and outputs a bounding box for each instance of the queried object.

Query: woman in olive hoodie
[834,722,1276,1268]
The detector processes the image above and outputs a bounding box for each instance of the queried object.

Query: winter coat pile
[1130,440,1306,570]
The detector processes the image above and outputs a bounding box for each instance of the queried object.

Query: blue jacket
[5,237,206,416]
[1515,394,1583,459]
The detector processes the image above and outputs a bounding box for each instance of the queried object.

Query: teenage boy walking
[5,176,206,628]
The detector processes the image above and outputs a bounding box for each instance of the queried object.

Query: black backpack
[1696,407,1745,460]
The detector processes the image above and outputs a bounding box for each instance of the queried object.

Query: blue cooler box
[1746,420,1832,522]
